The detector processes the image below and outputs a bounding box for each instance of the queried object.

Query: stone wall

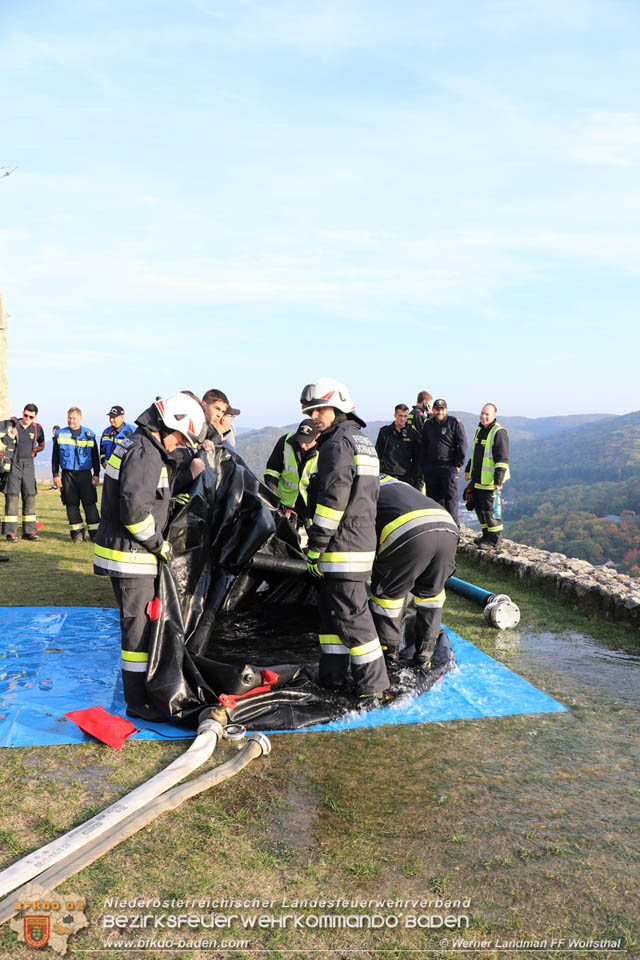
[458,524,640,630]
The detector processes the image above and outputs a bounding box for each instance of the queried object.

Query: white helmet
[154,392,207,447]
[300,378,355,415]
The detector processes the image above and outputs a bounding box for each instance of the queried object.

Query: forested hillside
[504,413,640,574]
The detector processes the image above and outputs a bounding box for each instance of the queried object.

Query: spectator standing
[201,388,229,442]
[52,407,101,542]
[421,399,467,525]
[464,403,510,549]
[219,405,240,446]
[264,417,320,524]
[375,404,421,487]
[100,405,135,469]
[406,390,433,442]
[1,403,45,541]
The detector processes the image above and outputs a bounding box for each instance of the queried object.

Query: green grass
[0,492,639,958]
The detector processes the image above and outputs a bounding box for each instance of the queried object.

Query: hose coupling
[247,731,272,756]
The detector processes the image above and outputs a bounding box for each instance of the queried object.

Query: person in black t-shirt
[1,403,45,541]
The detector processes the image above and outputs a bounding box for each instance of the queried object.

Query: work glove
[157,540,173,563]
[306,549,323,579]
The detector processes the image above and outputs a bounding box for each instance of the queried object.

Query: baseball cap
[107,405,125,417]
[433,399,447,410]
[291,418,320,444]
[226,406,241,417]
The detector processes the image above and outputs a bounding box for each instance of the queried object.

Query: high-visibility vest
[56,427,97,471]
[471,422,510,489]
[299,450,318,505]
[277,433,302,507]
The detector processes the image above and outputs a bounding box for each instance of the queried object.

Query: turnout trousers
[473,489,503,545]
[424,466,460,526]
[317,579,389,697]
[111,577,156,712]
[370,526,458,664]
[2,459,38,536]
[61,469,100,540]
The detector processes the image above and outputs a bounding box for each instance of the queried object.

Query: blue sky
[1,0,639,432]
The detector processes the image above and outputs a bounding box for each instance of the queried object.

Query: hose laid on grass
[0,714,226,900]
[0,732,271,927]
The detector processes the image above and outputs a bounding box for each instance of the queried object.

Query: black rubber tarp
[145,444,456,729]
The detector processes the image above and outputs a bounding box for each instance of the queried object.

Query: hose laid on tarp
[0,732,271,927]
[0,713,225,900]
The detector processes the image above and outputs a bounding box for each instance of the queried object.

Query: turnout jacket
[465,420,510,489]
[421,415,467,470]
[53,427,100,475]
[376,475,459,553]
[307,417,379,580]
[94,405,193,578]
[100,421,135,466]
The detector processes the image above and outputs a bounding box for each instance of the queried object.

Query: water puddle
[493,627,640,706]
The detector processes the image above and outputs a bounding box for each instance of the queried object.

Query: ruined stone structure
[0,292,10,418]
[459,524,640,630]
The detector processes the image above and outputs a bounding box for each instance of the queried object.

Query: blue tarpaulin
[0,607,565,747]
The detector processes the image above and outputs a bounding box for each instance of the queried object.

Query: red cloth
[65,706,137,750]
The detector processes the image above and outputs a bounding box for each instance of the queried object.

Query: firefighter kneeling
[370,476,459,668]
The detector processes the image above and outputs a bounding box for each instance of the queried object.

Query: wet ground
[492,626,640,707]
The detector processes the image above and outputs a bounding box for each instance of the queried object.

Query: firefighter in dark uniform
[94,392,207,719]
[1,403,45,541]
[264,417,320,525]
[370,476,459,666]
[375,404,421,487]
[421,398,467,525]
[464,402,510,548]
[406,390,433,442]
[301,377,389,704]
[100,405,135,468]
[52,407,101,541]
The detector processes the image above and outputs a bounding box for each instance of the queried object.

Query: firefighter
[52,407,101,541]
[301,377,389,704]
[370,476,459,667]
[93,392,207,719]
[406,390,433,442]
[464,402,510,548]
[100,405,135,469]
[1,403,45,541]
[264,417,320,525]
[375,403,421,487]
[421,399,467,525]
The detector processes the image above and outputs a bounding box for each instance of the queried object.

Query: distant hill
[506,410,640,496]
[234,411,619,479]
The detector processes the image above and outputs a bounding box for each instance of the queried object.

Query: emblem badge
[24,915,50,948]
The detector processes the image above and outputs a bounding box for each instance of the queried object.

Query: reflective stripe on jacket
[468,422,510,490]
[100,421,135,465]
[55,426,97,471]
[93,423,191,578]
[376,475,459,554]
[307,419,379,580]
